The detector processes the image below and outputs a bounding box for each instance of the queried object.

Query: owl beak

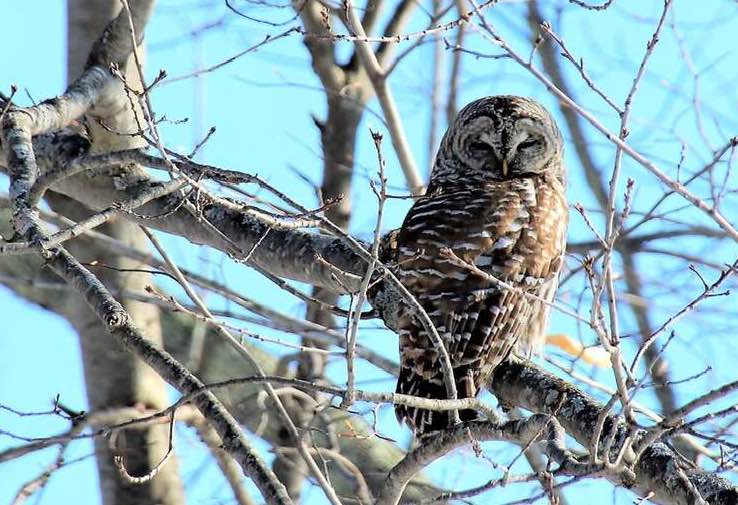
[501,159,509,177]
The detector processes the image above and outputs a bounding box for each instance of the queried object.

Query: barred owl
[392,95,568,435]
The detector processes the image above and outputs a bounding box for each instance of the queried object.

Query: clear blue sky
[2,1,738,503]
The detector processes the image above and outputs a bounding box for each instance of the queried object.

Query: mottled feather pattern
[391,96,568,434]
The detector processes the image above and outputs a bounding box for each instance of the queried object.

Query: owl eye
[518,137,540,150]
[469,141,494,153]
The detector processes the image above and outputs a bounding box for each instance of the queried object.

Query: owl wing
[394,177,567,433]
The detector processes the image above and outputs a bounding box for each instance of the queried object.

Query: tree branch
[491,361,738,505]
[0,132,367,292]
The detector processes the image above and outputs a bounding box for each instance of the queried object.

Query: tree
[2,0,738,504]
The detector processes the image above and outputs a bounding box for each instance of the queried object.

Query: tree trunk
[60,2,185,504]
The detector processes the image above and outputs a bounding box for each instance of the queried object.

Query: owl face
[432,96,564,187]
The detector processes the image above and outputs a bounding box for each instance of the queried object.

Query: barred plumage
[391,96,568,435]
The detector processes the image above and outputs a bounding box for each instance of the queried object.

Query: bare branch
[491,361,738,505]
[343,0,424,194]
[376,417,589,505]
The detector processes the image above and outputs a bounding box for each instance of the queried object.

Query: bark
[0,131,366,292]
[5,205,736,503]
[3,0,289,500]
[5,207,738,504]
[61,2,184,504]
[0,212,441,503]
[491,361,738,505]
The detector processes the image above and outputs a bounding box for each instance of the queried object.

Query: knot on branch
[104,308,129,328]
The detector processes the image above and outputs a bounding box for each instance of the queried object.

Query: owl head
[430,95,564,189]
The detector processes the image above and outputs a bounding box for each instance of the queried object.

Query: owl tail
[395,367,479,436]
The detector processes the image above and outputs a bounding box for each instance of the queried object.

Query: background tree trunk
[57,2,185,504]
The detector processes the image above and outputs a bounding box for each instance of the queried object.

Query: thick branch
[377,416,589,505]
[491,361,738,505]
[0,132,366,292]
[0,217,440,502]
[40,246,292,504]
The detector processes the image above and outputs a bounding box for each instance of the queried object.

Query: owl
[391,95,568,435]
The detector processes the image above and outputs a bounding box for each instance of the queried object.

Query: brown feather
[394,176,567,434]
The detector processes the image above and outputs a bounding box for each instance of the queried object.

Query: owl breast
[392,173,568,433]
[397,175,566,298]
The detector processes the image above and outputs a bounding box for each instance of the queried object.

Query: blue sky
[2,1,738,503]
